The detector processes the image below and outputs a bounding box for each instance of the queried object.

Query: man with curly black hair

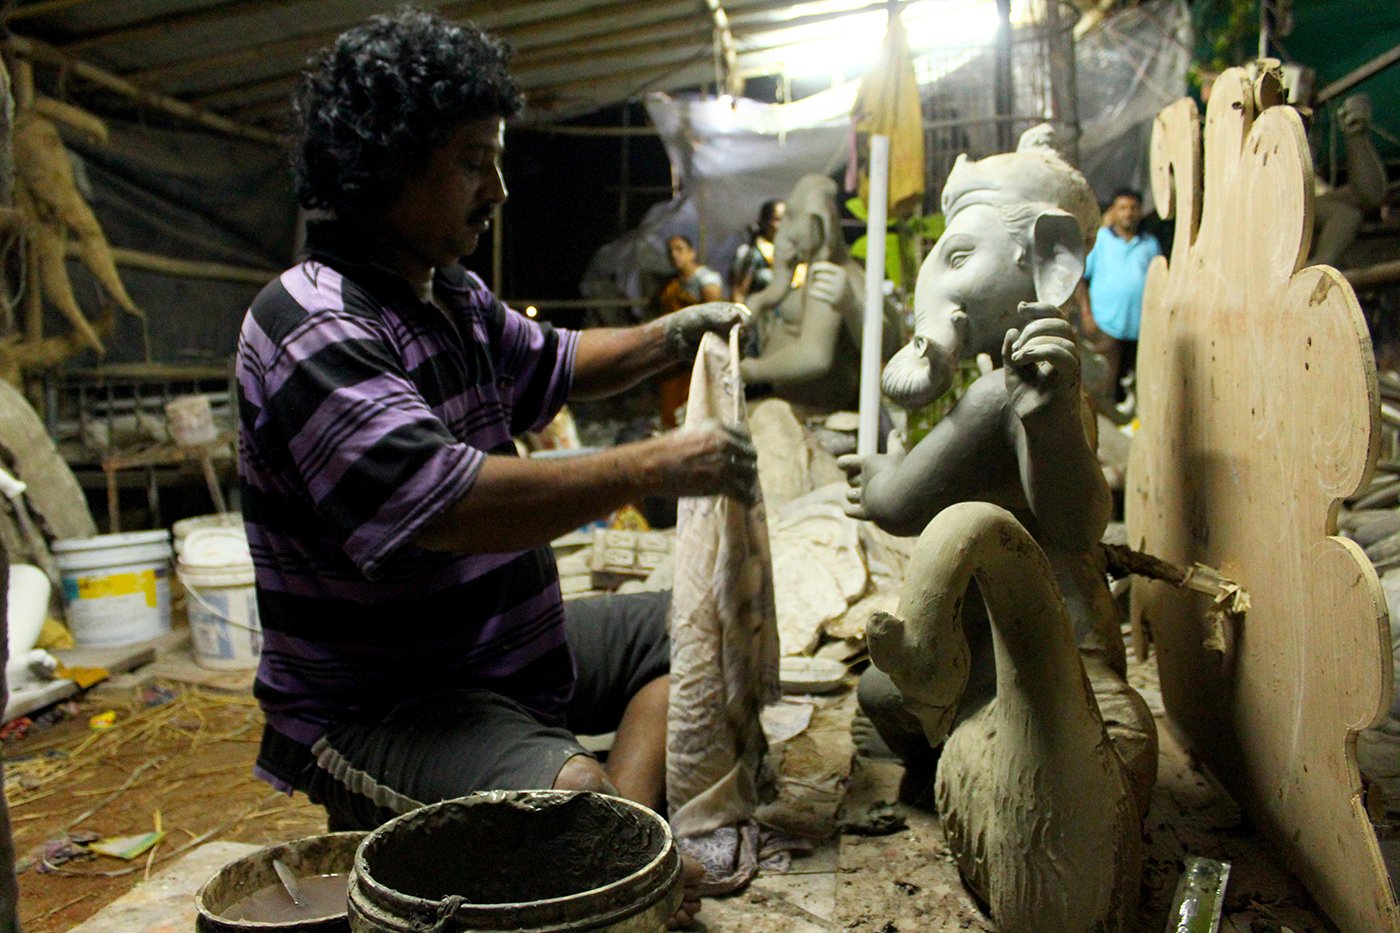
[237,9,745,925]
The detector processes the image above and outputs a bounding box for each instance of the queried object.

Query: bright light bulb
[525,306,538,318]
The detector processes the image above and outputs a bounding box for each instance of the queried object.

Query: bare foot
[667,852,704,930]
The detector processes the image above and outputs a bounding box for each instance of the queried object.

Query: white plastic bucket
[8,565,50,660]
[172,512,243,557]
[52,531,173,646]
[178,527,261,671]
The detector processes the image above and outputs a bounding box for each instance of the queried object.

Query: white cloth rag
[666,327,782,892]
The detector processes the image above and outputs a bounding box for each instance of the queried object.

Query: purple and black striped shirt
[237,223,579,793]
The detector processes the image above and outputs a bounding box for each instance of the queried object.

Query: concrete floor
[70,646,1359,932]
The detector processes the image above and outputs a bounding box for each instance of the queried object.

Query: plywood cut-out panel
[1126,65,1398,932]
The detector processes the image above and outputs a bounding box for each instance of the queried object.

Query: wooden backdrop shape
[1127,64,1398,931]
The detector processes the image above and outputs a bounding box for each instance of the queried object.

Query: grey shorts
[303,591,670,831]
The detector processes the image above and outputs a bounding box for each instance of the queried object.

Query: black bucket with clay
[196,831,367,932]
[347,790,681,932]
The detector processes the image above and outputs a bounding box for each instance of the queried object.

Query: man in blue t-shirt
[1077,188,1161,401]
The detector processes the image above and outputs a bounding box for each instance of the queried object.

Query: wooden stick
[33,95,107,145]
[199,453,229,515]
[1102,542,1187,587]
[1102,542,1249,605]
[22,233,40,346]
[63,243,277,286]
[8,58,32,110]
[2,35,280,147]
[1353,477,1400,512]
[1344,258,1400,290]
[1315,42,1400,104]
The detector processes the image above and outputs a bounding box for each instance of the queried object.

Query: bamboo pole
[63,244,278,286]
[703,0,741,97]
[2,35,281,147]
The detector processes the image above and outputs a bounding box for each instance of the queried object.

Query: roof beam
[188,72,297,110]
[128,0,700,98]
[2,33,281,145]
[66,0,607,54]
[731,0,890,38]
[97,0,838,117]
[507,0,804,58]
[64,0,293,53]
[6,0,107,21]
[529,58,715,110]
[503,17,711,73]
[126,0,689,90]
[209,15,711,111]
[223,32,718,115]
[147,0,798,102]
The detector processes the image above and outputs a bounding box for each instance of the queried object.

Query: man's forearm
[1075,280,1096,335]
[413,419,756,554]
[571,322,676,400]
[414,445,664,553]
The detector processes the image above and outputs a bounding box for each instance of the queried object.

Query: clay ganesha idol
[840,126,1157,933]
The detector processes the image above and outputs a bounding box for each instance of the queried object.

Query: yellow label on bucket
[76,570,159,608]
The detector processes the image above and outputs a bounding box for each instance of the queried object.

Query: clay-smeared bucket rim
[352,790,680,922]
[194,830,367,931]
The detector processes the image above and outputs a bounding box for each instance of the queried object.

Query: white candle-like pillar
[858,132,890,456]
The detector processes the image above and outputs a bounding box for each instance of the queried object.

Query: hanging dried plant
[12,108,141,356]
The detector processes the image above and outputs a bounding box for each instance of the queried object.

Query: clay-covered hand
[660,302,751,360]
[1003,311,1080,420]
[1337,95,1372,138]
[836,452,899,521]
[804,261,848,306]
[649,418,758,504]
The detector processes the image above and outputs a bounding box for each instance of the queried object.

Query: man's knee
[553,753,617,795]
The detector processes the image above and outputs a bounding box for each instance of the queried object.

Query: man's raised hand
[646,419,757,504]
[661,302,751,360]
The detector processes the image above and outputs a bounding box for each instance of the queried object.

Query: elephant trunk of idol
[867,502,1143,932]
[881,310,965,411]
